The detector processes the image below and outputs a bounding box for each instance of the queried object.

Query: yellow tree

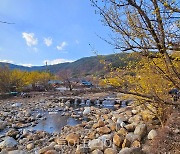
[26,71,53,89]
[0,66,28,92]
[91,0,180,124]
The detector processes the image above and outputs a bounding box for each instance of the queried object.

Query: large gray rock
[98,134,113,143]
[8,150,26,154]
[0,120,7,130]
[0,137,18,149]
[117,118,126,127]
[65,100,71,107]
[12,103,21,107]
[126,133,141,142]
[147,129,157,140]
[83,107,91,115]
[88,139,104,151]
[116,118,126,131]
[134,124,147,139]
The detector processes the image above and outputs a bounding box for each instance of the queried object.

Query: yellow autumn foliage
[0,66,54,93]
[102,52,180,125]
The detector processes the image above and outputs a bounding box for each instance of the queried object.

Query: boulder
[88,139,104,151]
[91,149,103,154]
[119,147,144,154]
[147,129,157,140]
[102,114,109,120]
[134,124,147,139]
[88,132,96,140]
[104,148,117,154]
[12,103,21,107]
[109,123,116,131]
[65,133,79,145]
[92,120,105,129]
[98,120,105,127]
[65,101,71,107]
[113,133,124,147]
[8,150,26,154]
[0,137,18,149]
[116,118,126,131]
[44,150,58,154]
[26,143,34,150]
[98,134,113,147]
[97,126,111,134]
[174,129,180,134]
[132,110,138,115]
[117,128,128,137]
[0,120,7,130]
[83,107,91,115]
[39,146,54,154]
[122,139,131,148]
[131,140,141,148]
[98,134,113,142]
[124,124,135,132]
[126,133,141,142]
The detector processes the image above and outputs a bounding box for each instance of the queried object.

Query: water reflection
[27,102,117,133]
[28,112,81,133]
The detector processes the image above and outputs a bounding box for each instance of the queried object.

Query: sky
[0,0,115,67]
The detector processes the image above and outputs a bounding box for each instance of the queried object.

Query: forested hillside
[0,53,137,77]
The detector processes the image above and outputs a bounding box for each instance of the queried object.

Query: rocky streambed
[0,93,159,154]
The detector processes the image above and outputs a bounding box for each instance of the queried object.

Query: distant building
[81,80,93,87]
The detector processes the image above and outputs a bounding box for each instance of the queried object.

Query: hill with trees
[0,53,136,77]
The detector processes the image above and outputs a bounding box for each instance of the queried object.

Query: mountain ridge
[0,53,133,77]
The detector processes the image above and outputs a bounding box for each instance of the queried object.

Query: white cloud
[57,41,68,51]
[0,59,14,63]
[43,58,73,65]
[44,37,52,47]
[19,63,32,67]
[22,32,38,46]
[0,60,33,67]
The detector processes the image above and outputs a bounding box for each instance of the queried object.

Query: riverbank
[0,91,179,154]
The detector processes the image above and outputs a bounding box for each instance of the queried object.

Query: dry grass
[150,107,180,154]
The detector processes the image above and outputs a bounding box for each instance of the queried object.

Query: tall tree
[91,0,180,124]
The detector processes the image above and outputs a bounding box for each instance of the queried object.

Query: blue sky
[0,0,114,66]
